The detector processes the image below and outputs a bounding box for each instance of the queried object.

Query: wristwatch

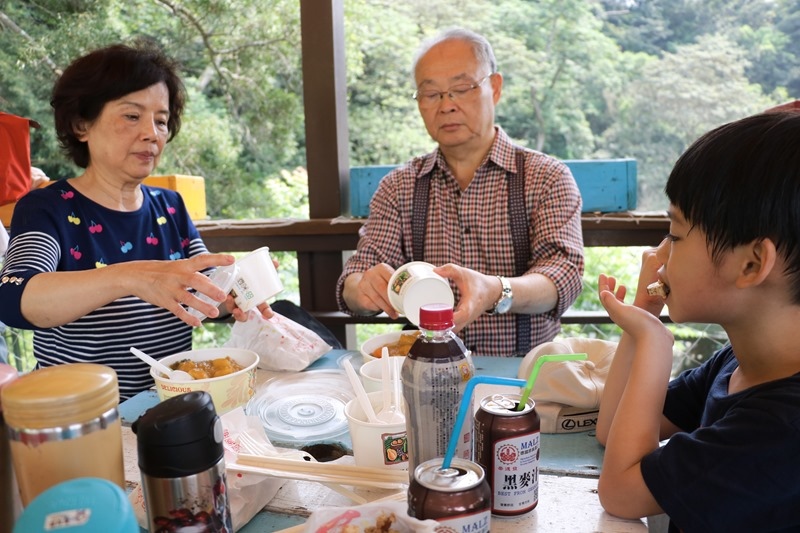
[488,276,513,314]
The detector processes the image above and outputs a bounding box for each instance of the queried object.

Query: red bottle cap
[418,303,454,330]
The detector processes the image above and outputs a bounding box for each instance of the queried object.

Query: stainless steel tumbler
[132,391,232,532]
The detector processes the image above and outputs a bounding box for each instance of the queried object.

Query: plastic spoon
[376,348,404,423]
[130,347,194,381]
[342,358,379,423]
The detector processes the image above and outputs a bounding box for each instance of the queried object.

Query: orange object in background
[144,174,207,220]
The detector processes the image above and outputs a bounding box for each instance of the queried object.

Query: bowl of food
[360,330,421,363]
[150,347,259,415]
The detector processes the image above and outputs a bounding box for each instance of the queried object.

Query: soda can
[408,457,491,533]
[474,393,540,516]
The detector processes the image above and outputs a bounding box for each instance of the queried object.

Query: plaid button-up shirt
[337,128,584,356]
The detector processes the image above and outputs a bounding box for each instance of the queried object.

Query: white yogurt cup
[386,261,454,326]
[231,246,283,311]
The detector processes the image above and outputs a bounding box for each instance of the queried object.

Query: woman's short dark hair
[51,40,186,168]
[665,112,800,302]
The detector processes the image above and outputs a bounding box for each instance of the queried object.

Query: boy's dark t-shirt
[641,345,800,532]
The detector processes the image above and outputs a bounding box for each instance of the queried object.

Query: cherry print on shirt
[146,233,159,245]
[167,206,176,215]
[60,190,74,200]
[181,238,190,248]
[156,216,167,225]
[89,221,103,234]
[120,241,133,253]
[70,246,82,260]
[149,189,161,196]
[169,250,182,260]
[95,259,107,268]
[67,213,81,225]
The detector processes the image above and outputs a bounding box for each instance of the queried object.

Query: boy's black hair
[51,38,186,169]
[665,112,800,302]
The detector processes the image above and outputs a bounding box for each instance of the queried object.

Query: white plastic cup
[231,247,284,311]
[358,359,383,393]
[187,264,239,321]
[387,261,454,326]
[344,392,408,470]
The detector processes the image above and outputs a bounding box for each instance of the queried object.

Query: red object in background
[0,112,39,206]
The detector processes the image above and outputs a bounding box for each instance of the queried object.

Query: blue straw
[441,375,526,470]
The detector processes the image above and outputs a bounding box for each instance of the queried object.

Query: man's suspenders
[411,149,532,354]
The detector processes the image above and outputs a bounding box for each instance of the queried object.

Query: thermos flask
[132,391,232,532]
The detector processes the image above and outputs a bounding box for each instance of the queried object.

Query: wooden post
[298,0,352,346]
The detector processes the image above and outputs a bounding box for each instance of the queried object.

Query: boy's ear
[736,238,777,288]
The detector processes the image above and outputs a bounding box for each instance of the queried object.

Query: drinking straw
[441,375,526,470]
[515,353,588,411]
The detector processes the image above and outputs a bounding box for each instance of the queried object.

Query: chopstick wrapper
[128,407,288,532]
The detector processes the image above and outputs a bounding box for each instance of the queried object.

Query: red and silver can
[408,457,491,532]
[474,393,540,516]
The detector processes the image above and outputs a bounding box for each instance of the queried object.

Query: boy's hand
[599,274,673,346]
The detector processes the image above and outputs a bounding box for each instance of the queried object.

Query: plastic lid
[13,477,138,533]
[418,303,454,330]
[0,363,19,411]
[246,370,354,446]
[2,364,118,429]
[187,264,238,321]
[132,391,224,478]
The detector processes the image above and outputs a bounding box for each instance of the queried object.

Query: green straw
[515,353,588,411]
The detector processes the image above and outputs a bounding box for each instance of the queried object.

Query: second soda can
[408,457,491,533]
[474,393,540,516]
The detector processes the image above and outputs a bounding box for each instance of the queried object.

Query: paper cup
[344,392,408,470]
[387,261,454,326]
[231,246,284,311]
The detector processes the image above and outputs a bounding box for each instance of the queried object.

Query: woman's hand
[114,253,237,327]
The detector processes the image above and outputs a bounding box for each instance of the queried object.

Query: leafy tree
[599,34,773,210]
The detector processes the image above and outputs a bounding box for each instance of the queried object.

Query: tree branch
[0,11,62,76]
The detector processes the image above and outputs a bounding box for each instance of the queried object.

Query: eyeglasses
[413,74,494,109]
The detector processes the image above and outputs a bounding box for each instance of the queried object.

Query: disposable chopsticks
[237,453,409,481]
[231,453,409,489]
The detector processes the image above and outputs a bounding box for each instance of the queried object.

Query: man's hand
[434,263,499,332]
[343,264,398,317]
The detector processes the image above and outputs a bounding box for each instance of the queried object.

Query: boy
[596,112,800,532]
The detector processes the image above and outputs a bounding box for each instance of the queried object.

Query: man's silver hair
[411,27,497,81]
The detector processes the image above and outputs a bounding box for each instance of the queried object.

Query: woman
[0,41,269,399]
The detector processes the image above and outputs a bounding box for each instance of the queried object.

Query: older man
[337,28,584,357]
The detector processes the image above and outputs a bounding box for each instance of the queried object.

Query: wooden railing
[194,212,670,345]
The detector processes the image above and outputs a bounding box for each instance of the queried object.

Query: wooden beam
[297,0,350,328]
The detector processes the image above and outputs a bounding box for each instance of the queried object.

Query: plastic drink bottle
[402,303,475,473]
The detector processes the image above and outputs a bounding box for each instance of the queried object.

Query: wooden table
[120,350,657,532]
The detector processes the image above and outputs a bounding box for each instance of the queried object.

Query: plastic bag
[224,310,331,371]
